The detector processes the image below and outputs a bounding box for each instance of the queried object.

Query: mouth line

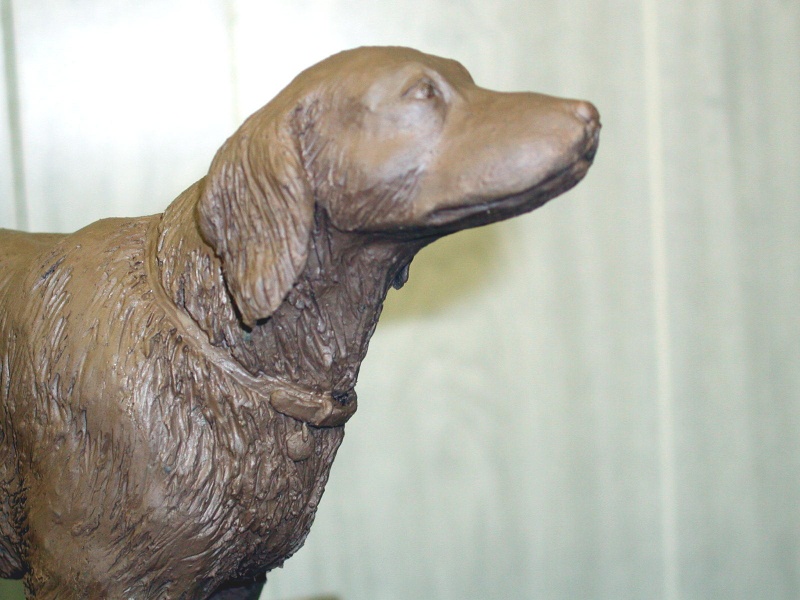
[427,152,595,231]
[427,126,600,231]
[350,127,600,241]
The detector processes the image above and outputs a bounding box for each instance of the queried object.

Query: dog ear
[197,104,314,328]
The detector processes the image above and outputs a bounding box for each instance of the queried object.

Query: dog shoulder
[0,229,65,296]
[2,217,162,393]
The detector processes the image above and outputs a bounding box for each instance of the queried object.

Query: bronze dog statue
[0,47,599,599]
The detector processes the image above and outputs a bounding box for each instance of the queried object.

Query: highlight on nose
[573,100,601,127]
[568,100,601,163]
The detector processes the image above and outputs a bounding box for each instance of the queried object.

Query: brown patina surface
[0,46,599,599]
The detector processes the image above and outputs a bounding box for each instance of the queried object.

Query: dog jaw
[425,110,600,231]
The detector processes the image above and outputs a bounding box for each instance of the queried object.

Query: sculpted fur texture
[0,47,599,599]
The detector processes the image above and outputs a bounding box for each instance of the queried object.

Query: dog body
[0,47,599,598]
[0,205,346,598]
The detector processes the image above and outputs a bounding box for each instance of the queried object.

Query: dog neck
[155,179,421,398]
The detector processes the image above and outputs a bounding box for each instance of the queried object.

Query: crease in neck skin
[153,181,421,397]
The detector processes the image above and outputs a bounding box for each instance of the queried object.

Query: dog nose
[573,100,600,127]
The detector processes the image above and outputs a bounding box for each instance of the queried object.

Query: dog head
[198,46,600,326]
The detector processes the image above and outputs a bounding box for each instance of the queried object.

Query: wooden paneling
[656,1,800,598]
[12,0,238,233]
[0,0,17,229]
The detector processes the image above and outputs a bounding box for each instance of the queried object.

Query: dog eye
[404,79,440,101]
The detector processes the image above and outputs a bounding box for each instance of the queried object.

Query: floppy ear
[197,104,314,328]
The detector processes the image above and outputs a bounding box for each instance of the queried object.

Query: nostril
[585,136,599,162]
[574,100,600,126]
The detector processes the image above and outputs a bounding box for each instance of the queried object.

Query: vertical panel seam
[642,0,679,599]
[1,0,27,230]
[223,0,242,126]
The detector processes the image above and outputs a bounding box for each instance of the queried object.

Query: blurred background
[1,0,798,599]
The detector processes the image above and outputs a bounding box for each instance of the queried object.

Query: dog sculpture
[0,46,600,599]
